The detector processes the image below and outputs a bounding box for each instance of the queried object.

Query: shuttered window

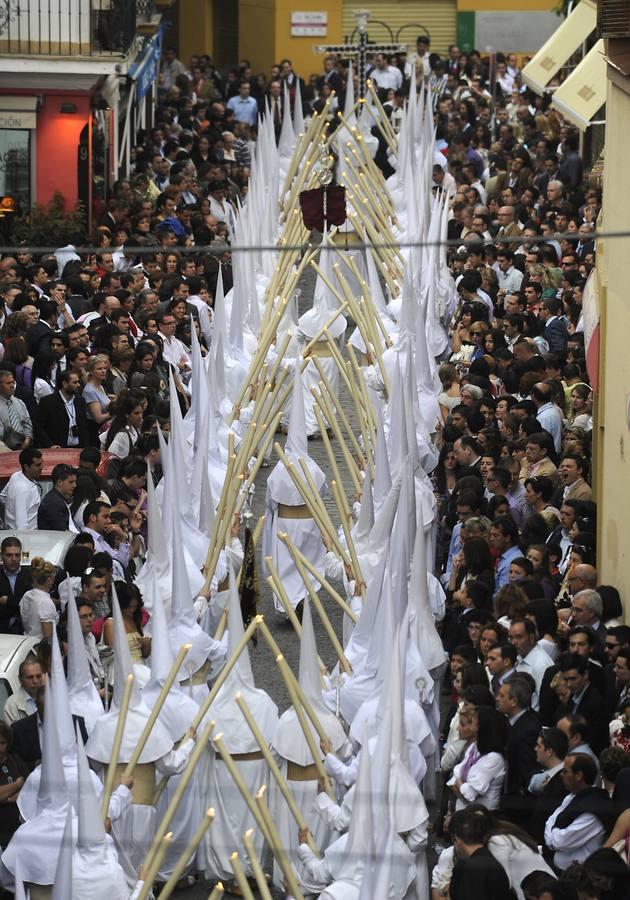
[342,0,456,55]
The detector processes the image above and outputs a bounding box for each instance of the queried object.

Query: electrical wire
[0,229,616,258]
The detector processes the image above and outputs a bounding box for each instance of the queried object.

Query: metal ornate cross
[316,8,406,100]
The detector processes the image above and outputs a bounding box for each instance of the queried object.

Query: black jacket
[450,847,513,900]
[10,712,88,772]
[34,390,90,448]
[36,488,73,531]
[505,708,541,795]
[571,684,610,755]
[539,660,606,726]
[25,321,53,357]
[543,318,568,355]
[531,770,568,845]
[0,566,31,632]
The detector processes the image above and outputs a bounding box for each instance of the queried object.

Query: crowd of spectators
[0,35,626,898]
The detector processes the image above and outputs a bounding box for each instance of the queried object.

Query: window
[0,129,31,211]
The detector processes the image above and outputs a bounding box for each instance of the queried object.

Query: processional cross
[315,8,407,100]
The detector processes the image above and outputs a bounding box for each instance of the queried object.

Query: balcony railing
[0,1,155,57]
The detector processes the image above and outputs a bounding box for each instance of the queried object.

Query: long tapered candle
[142,718,215,873]
[256,786,304,900]
[157,809,215,900]
[101,673,134,821]
[242,829,274,900]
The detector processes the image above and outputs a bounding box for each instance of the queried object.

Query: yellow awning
[551,39,606,131]
[522,0,597,95]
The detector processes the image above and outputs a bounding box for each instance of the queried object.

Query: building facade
[0,0,168,226]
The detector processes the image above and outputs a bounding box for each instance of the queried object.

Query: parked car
[0,634,40,720]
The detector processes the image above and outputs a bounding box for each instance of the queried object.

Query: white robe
[269,759,338,893]
[105,740,194,887]
[202,746,269,881]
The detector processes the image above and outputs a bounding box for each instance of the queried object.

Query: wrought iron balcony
[0,0,156,57]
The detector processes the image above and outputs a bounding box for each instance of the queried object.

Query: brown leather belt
[112,762,156,805]
[278,503,312,519]
[28,887,52,900]
[309,342,334,358]
[217,576,229,592]
[180,659,211,686]
[287,761,321,782]
[218,750,265,763]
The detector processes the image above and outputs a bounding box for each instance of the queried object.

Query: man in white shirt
[0,448,42,529]
[544,753,610,868]
[486,642,517,696]
[82,500,130,571]
[157,312,191,379]
[226,80,258,127]
[369,53,403,93]
[532,382,564,454]
[528,727,568,795]
[76,598,105,686]
[496,248,524,293]
[510,618,554,710]
[2,656,45,725]
[404,35,431,79]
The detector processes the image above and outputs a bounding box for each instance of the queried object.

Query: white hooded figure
[296,237,347,436]
[1,681,70,892]
[167,502,227,703]
[86,588,195,886]
[202,567,278,884]
[271,597,348,892]
[143,567,207,883]
[70,725,129,900]
[65,584,105,733]
[17,630,129,827]
[296,722,375,895]
[262,362,327,613]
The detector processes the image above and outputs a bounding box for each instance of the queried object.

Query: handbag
[1,426,25,450]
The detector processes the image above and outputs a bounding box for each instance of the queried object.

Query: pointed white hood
[266,363,327,505]
[208,565,278,753]
[409,514,446,672]
[76,722,105,849]
[278,79,296,158]
[352,473,374,553]
[51,805,74,899]
[50,628,79,762]
[134,461,171,613]
[143,567,199,741]
[168,504,221,681]
[66,592,104,733]
[298,239,347,340]
[2,682,71,886]
[73,723,129,900]
[274,597,345,764]
[85,587,173,765]
[373,403,392,512]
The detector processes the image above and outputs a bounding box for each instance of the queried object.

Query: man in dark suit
[539,297,568,355]
[25,298,58,357]
[34,370,89,449]
[0,536,31,632]
[36,463,77,531]
[558,652,609,754]
[319,55,343,96]
[449,811,513,900]
[267,79,284,143]
[539,626,607,725]
[497,675,541,825]
[529,726,569,846]
[10,688,88,772]
[279,58,307,109]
